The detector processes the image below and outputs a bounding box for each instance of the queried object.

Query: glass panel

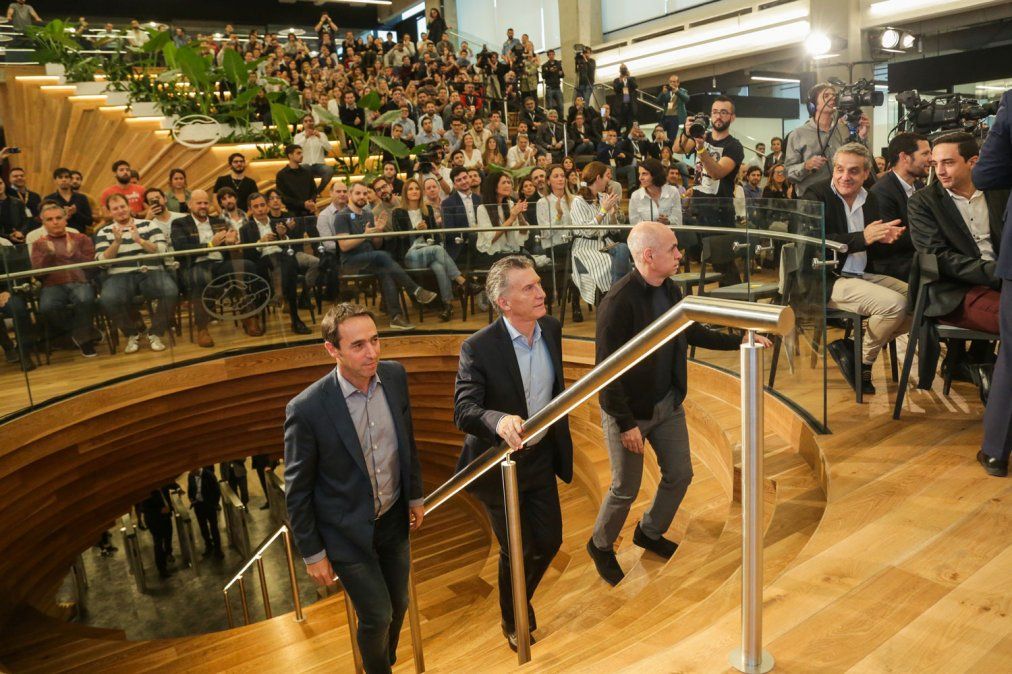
[1,241,34,417]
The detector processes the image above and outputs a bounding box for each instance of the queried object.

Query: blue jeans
[331,500,411,674]
[307,163,335,195]
[99,270,178,338]
[405,244,461,303]
[576,84,594,106]
[343,250,419,319]
[608,242,632,285]
[545,87,563,117]
[40,282,96,343]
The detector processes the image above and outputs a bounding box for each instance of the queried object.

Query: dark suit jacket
[170,214,230,267]
[763,151,785,174]
[440,191,480,261]
[596,141,631,168]
[453,315,573,503]
[187,468,221,508]
[284,361,423,564]
[907,180,1007,316]
[973,89,1012,279]
[868,171,918,280]
[803,179,882,295]
[591,115,620,139]
[535,120,570,154]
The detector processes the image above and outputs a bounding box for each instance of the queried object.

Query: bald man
[587,222,766,585]
[171,190,264,347]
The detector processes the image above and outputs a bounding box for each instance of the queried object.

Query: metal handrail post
[407,557,425,672]
[502,456,531,664]
[343,585,365,674]
[224,589,234,628]
[281,528,304,622]
[729,332,774,674]
[238,576,251,625]
[256,557,272,619]
[562,120,569,158]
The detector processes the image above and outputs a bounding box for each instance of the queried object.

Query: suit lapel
[321,371,370,479]
[938,185,980,255]
[496,318,529,417]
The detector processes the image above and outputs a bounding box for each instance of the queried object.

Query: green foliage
[488,163,536,180]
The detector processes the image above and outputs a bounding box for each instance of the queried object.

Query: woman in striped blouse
[569,161,622,306]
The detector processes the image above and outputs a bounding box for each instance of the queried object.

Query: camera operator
[575,46,596,105]
[785,82,870,197]
[973,88,1012,478]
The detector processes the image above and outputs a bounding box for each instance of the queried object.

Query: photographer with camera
[575,46,596,106]
[786,82,871,197]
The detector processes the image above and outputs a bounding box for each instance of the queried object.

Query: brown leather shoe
[196,329,215,348]
[243,317,265,337]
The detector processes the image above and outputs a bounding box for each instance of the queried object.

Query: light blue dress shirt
[503,317,555,445]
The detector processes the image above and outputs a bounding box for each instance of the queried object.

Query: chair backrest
[916,252,940,285]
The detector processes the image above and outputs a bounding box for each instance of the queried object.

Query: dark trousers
[482,479,562,633]
[148,518,173,572]
[660,115,683,139]
[193,502,222,551]
[39,282,96,343]
[185,258,256,329]
[256,252,300,322]
[332,499,411,674]
[342,250,419,319]
[0,292,31,352]
[981,280,1012,462]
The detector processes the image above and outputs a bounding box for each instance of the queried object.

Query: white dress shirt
[947,188,994,261]
[832,184,868,275]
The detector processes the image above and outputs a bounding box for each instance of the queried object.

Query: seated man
[597,129,636,191]
[569,112,598,156]
[536,109,571,163]
[170,190,263,348]
[292,114,335,195]
[804,143,909,395]
[239,192,311,334]
[908,132,1007,372]
[94,193,178,354]
[216,186,247,230]
[334,182,439,331]
[30,202,98,356]
[506,133,538,170]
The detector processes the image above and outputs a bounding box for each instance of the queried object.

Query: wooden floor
[0,328,1005,672]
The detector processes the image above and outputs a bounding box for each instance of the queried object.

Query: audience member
[629,159,683,226]
[0,174,28,243]
[212,153,258,209]
[475,172,528,266]
[7,166,40,221]
[657,74,689,140]
[165,167,191,214]
[868,132,930,281]
[569,162,623,307]
[187,465,224,559]
[293,114,336,194]
[43,167,92,233]
[100,160,146,217]
[276,144,319,216]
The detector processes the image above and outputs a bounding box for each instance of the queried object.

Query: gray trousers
[592,389,693,549]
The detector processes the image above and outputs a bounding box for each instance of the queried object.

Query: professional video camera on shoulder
[895,89,998,138]
[827,77,884,137]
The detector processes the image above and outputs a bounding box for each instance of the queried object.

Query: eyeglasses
[710,110,733,117]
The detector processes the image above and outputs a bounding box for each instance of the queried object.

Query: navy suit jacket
[440,190,480,261]
[284,361,423,564]
[974,89,1012,279]
[453,316,573,503]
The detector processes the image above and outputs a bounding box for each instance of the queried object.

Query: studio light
[875,27,918,53]
[900,32,917,49]
[805,32,832,57]
[880,28,900,49]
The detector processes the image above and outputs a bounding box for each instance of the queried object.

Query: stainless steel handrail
[424,296,793,515]
[0,222,841,282]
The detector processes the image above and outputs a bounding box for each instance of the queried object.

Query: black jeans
[342,250,419,319]
[256,252,300,322]
[332,499,411,674]
[482,479,562,632]
[193,502,222,551]
[148,517,174,573]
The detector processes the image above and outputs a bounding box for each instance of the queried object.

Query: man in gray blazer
[285,303,425,674]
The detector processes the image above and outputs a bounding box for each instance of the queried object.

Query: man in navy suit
[285,303,425,673]
[439,166,480,262]
[974,89,1012,477]
[453,255,573,652]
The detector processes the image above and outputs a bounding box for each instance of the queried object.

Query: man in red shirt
[30,201,98,356]
[99,160,146,218]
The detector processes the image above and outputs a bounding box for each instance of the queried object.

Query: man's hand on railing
[409,505,424,532]
[306,557,338,586]
[620,427,645,454]
[496,414,526,450]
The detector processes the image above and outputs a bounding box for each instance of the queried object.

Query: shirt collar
[945,188,984,203]
[335,367,381,399]
[831,183,867,214]
[892,171,916,197]
[503,316,542,347]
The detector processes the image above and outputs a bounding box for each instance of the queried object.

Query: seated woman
[392,178,467,322]
[536,164,585,319]
[482,136,504,168]
[629,158,683,226]
[460,133,484,170]
[569,161,624,306]
[474,172,527,268]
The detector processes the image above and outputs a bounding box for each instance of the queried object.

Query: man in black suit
[804,143,909,395]
[592,103,620,139]
[569,112,598,155]
[763,136,784,174]
[439,166,480,262]
[535,109,571,163]
[597,129,636,191]
[869,132,931,280]
[974,88,1012,477]
[187,465,224,559]
[453,255,573,652]
[139,483,177,579]
[170,190,263,347]
[285,303,425,674]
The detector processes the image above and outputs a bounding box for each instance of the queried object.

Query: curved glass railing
[0,197,829,425]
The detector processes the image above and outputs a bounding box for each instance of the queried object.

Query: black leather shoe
[572,307,584,323]
[501,622,536,653]
[977,451,1008,477]
[439,306,452,322]
[860,363,876,395]
[827,339,857,392]
[291,320,312,335]
[970,363,993,405]
[586,538,624,586]
[632,522,678,559]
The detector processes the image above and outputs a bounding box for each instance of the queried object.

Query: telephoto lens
[688,113,710,139]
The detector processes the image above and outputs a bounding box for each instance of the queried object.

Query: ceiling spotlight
[880,28,900,49]
[900,32,917,49]
[805,32,833,57]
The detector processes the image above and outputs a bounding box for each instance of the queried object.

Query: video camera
[895,90,998,137]
[827,77,884,128]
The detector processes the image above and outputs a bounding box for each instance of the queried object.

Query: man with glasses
[674,96,744,284]
[213,153,258,211]
[785,82,870,197]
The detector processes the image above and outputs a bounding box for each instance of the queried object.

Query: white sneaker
[149,335,166,352]
[124,335,141,354]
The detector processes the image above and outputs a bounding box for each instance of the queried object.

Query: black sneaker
[3,347,17,364]
[632,522,678,559]
[586,538,624,586]
[74,338,97,358]
[860,363,876,395]
[977,451,1008,478]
